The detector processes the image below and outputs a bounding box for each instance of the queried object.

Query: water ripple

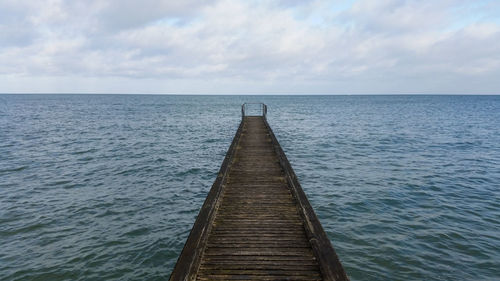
[0,95,499,280]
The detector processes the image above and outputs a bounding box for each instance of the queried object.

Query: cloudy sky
[0,0,499,94]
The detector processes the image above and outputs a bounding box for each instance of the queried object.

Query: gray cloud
[0,0,499,93]
[97,0,216,31]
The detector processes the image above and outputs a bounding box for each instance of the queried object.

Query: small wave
[116,168,140,176]
[0,222,47,236]
[46,180,72,186]
[95,209,119,218]
[204,138,219,143]
[77,156,94,161]
[62,183,85,189]
[0,166,27,173]
[72,148,98,155]
[175,168,202,177]
[123,227,150,237]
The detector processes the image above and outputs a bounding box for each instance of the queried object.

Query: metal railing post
[241,103,267,118]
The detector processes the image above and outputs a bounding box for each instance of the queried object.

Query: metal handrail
[241,103,267,119]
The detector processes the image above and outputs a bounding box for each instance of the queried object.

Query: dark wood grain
[169,115,349,281]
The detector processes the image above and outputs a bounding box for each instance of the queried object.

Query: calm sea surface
[1,95,499,280]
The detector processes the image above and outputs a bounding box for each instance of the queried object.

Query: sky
[0,0,499,94]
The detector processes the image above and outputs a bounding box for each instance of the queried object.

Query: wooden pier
[170,103,349,281]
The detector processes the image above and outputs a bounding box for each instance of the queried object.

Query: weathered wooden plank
[199,269,321,275]
[203,248,315,256]
[216,218,298,222]
[199,264,319,270]
[207,242,311,247]
[197,277,322,281]
[201,255,318,262]
[207,236,308,240]
[170,113,348,281]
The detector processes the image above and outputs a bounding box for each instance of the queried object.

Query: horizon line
[1,93,500,96]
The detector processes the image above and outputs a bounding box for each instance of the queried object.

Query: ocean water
[1,94,499,281]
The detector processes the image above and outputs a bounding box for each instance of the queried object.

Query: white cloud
[0,0,499,93]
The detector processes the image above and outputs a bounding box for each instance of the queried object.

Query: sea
[1,94,499,281]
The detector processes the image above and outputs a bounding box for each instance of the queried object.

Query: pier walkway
[170,104,348,281]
